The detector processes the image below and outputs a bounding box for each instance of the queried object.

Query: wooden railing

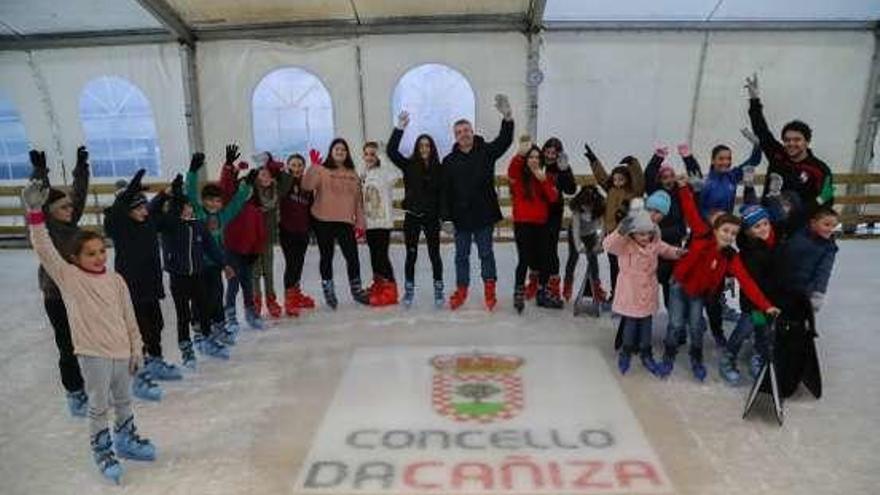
[1,173,878,239]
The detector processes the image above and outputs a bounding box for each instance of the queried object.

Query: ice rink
[1,240,878,495]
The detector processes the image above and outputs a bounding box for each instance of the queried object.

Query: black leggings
[170,273,212,343]
[133,300,164,359]
[44,298,84,393]
[564,225,579,283]
[608,253,620,296]
[280,229,310,289]
[514,223,549,287]
[545,212,563,276]
[564,227,601,296]
[312,220,361,283]
[366,229,395,281]
[195,265,224,327]
[403,213,442,282]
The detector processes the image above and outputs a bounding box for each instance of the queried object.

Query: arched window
[79,76,160,178]
[0,93,31,180]
[252,67,334,159]
[391,63,476,156]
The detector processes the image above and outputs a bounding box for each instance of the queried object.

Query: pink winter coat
[603,230,680,318]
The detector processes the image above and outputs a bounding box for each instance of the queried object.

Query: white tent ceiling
[545,0,880,22]
[0,0,878,41]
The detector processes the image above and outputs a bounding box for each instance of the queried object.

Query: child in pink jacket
[603,199,684,377]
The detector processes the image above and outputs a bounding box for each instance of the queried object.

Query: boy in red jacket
[219,145,267,335]
[660,177,780,381]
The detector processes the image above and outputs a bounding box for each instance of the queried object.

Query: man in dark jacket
[104,169,177,399]
[442,94,514,311]
[745,73,834,228]
[30,146,90,416]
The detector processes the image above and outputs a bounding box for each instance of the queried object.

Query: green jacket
[186,170,252,264]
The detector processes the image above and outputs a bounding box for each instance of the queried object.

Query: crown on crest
[431,352,524,374]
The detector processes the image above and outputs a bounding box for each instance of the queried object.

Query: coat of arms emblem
[430,352,525,423]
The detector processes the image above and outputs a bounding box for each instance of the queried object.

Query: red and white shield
[430,352,525,423]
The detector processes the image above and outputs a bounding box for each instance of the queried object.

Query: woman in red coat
[508,136,562,314]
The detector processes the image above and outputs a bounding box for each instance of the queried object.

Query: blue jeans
[224,251,256,316]
[665,280,705,358]
[454,225,496,287]
[621,316,654,354]
[726,312,769,359]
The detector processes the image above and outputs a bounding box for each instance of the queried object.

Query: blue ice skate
[66,389,88,417]
[145,356,183,381]
[91,428,123,484]
[113,416,156,461]
[131,370,162,401]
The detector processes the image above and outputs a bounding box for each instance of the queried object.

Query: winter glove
[744,72,760,99]
[189,152,206,173]
[225,144,240,165]
[494,94,512,119]
[397,110,410,129]
[740,127,760,146]
[677,143,692,157]
[117,169,147,204]
[767,172,784,197]
[810,292,825,313]
[171,173,184,200]
[309,149,323,167]
[129,353,143,375]
[517,134,531,156]
[557,151,570,171]
[76,145,89,167]
[742,165,756,188]
[244,169,259,186]
[21,179,49,211]
[29,150,49,184]
[583,143,598,163]
[355,227,366,242]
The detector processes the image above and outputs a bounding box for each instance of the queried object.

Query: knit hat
[46,188,67,206]
[621,198,657,235]
[740,204,769,229]
[128,193,148,210]
[645,190,671,216]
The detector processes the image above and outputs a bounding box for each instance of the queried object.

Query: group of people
[21,74,837,484]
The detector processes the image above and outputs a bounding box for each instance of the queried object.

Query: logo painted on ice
[430,352,525,423]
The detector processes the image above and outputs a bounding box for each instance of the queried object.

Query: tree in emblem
[456,383,501,403]
[453,382,504,417]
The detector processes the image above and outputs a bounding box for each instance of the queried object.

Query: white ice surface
[0,241,878,494]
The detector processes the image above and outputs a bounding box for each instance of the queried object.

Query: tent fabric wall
[197,39,361,177]
[538,31,704,172]
[0,30,875,183]
[0,51,57,181]
[0,44,188,184]
[692,30,874,172]
[197,33,528,179]
[539,30,874,175]
[359,33,527,165]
